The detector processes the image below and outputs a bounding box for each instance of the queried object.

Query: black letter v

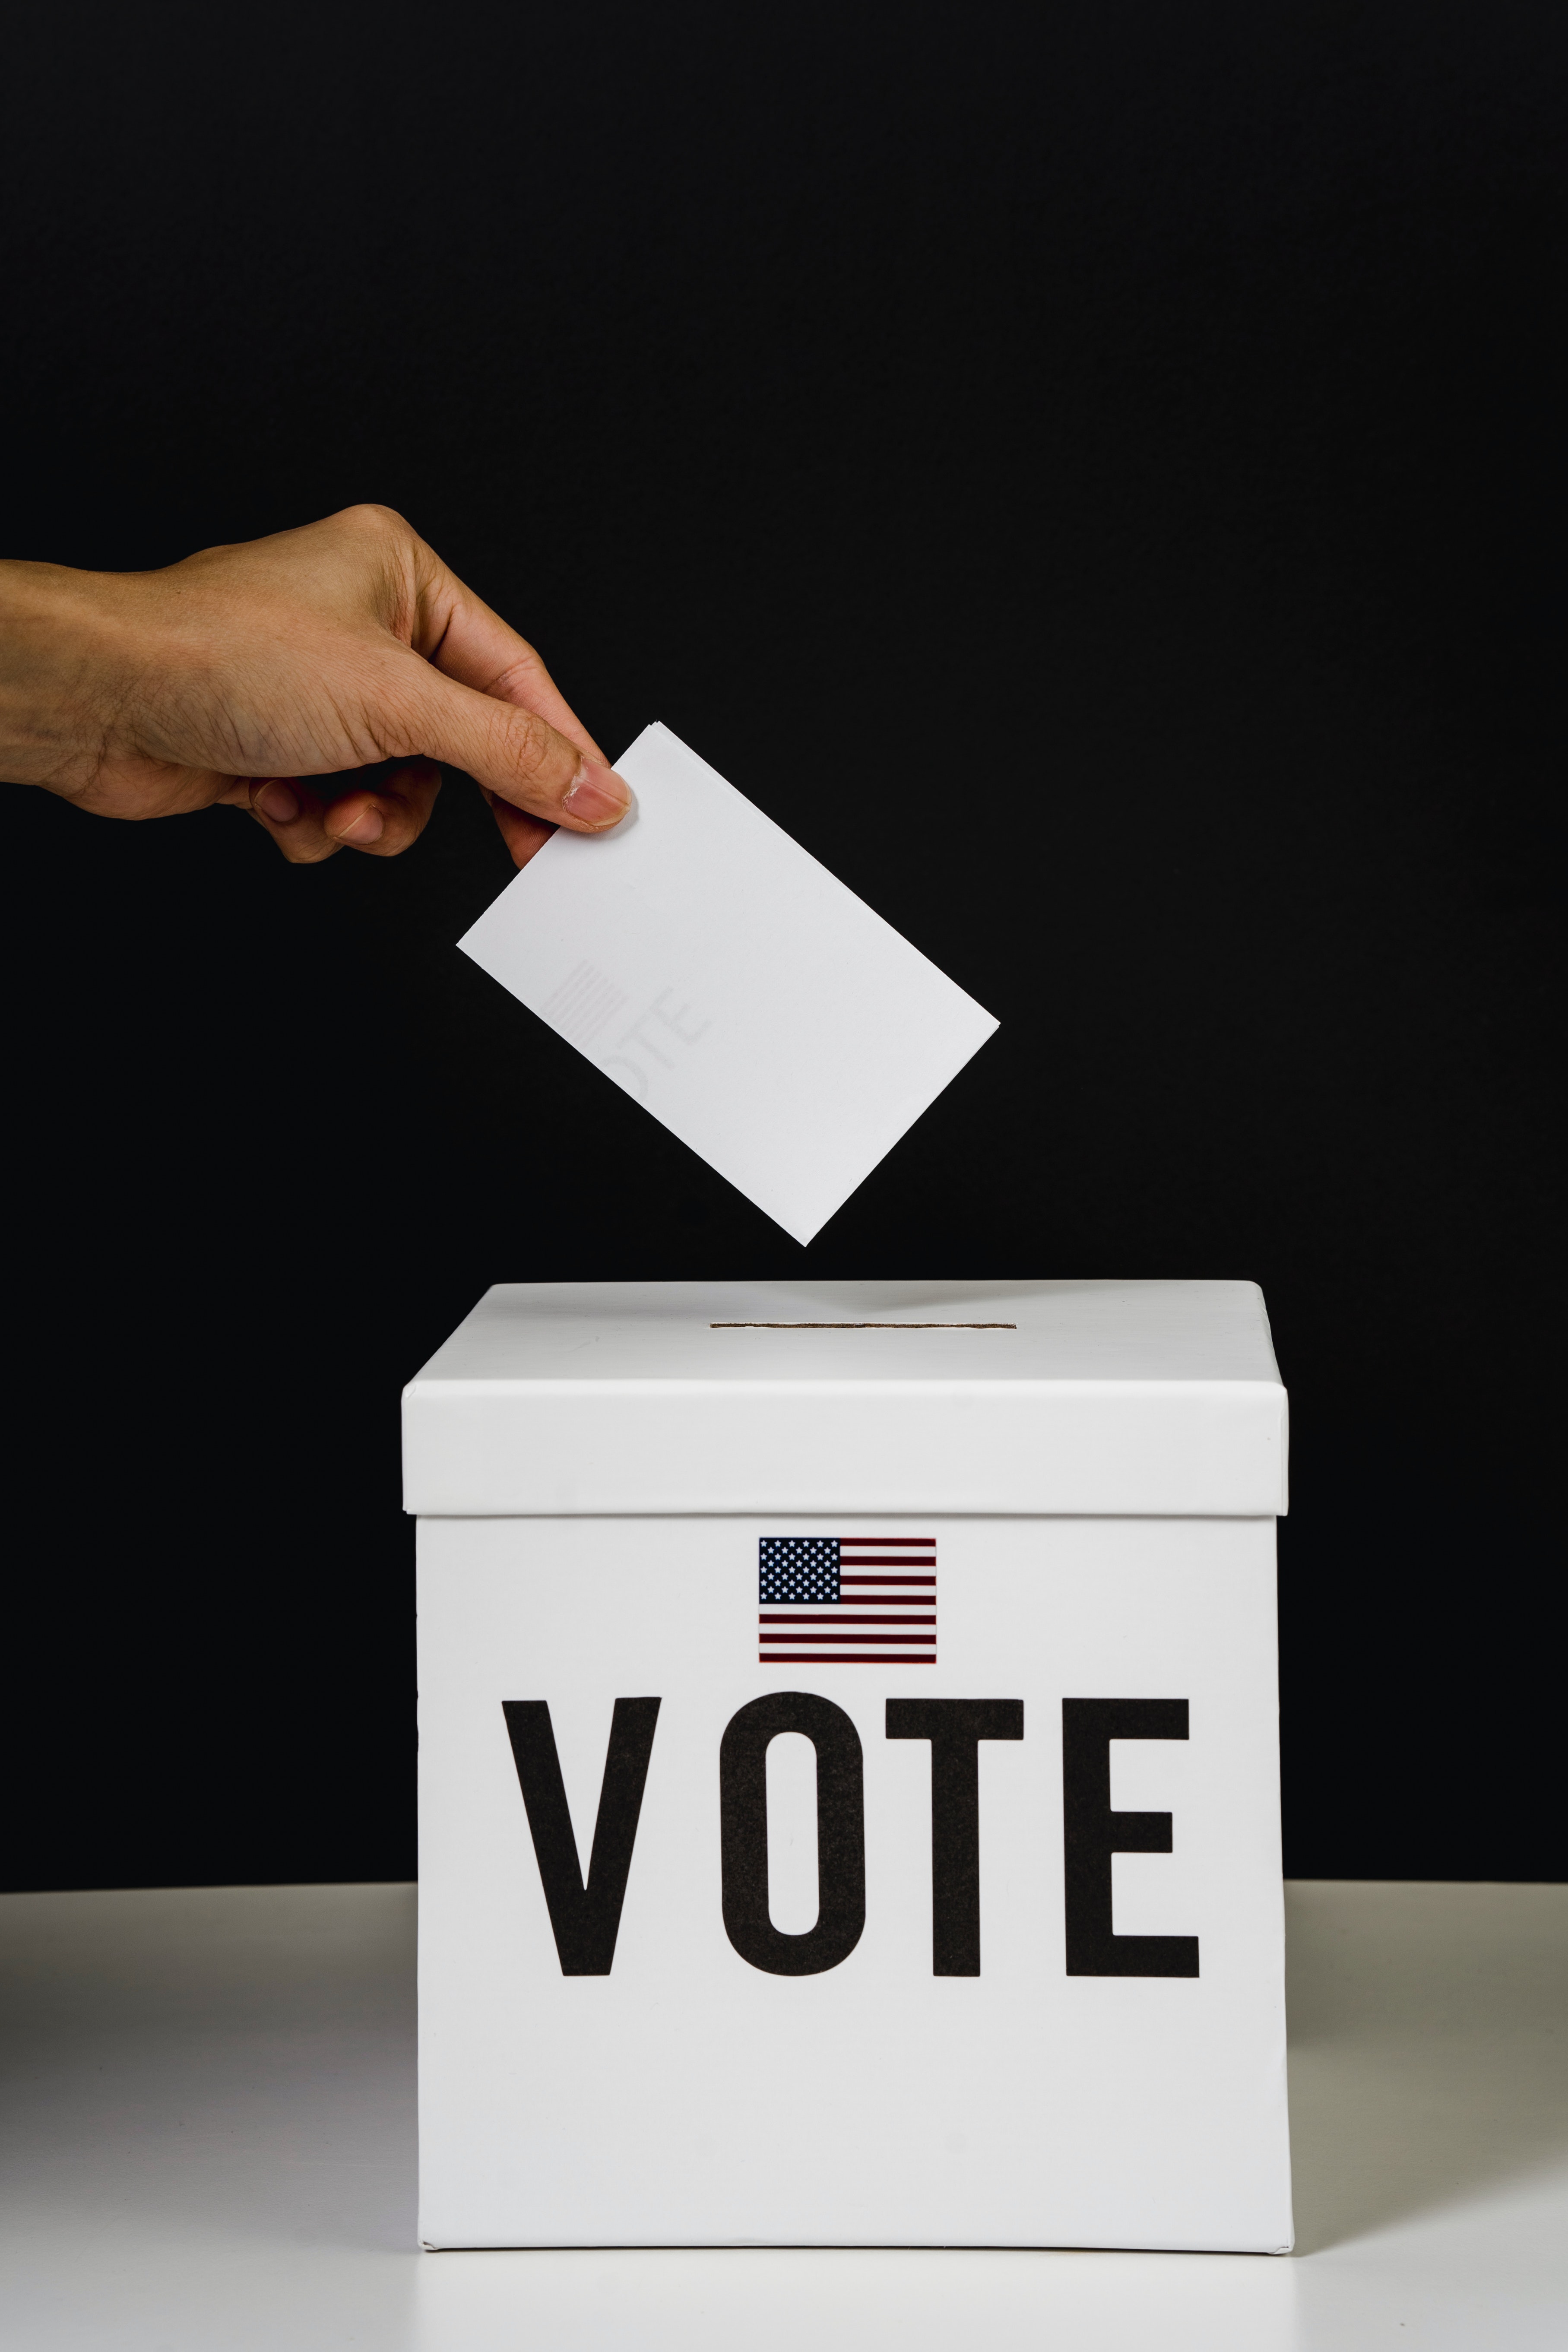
[501,1698,662,1975]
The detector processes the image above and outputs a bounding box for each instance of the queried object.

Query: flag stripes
[758,1536,936,1664]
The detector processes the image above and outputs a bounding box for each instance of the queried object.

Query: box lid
[402,1281,1287,1517]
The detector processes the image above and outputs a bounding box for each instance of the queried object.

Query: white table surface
[2,1879,1564,2349]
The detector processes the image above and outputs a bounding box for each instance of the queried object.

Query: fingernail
[256,780,300,824]
[562,757,633,830]
[335,806,384,846]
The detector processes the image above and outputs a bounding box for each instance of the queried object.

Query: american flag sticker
[758,1536,937,1664]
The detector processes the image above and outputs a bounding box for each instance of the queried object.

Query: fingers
[220,514,627,862]
[405,665,634,835]
[393,527,630,857]
[245,776,340,863]
[409,544,608,763]
[321,758,443,856]
[243,760,442,863]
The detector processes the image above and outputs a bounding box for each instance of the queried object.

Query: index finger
[410,546,608,763]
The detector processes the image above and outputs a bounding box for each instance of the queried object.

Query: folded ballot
[458,723,998,1244]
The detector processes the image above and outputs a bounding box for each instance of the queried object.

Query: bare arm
[0,504,631,868]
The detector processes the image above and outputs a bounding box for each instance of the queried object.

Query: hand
[0,505,631,867]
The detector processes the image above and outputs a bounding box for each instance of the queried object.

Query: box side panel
[403,1383,1289,1517]
[417,1515,1290,2251]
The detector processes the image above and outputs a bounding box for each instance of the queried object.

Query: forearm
[0,559,141,794]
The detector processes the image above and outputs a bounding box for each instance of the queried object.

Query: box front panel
[417,1515,1290,2251]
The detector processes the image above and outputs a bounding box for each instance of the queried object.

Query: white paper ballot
[457,724,998,1244]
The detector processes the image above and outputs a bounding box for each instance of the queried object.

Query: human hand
[0,505,630,866]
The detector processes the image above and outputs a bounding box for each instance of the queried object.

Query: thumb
[408,665,633,833]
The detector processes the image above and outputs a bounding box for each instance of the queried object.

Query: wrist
[0,560,152,792]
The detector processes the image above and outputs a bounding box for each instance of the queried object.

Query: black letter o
[719,1692,866,1975]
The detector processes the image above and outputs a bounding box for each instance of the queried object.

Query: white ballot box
[404,1280,1293,2252]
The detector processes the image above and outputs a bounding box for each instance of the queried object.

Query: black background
[3,1,1560,1891]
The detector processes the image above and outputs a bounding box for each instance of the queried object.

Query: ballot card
[457,723,998,1244]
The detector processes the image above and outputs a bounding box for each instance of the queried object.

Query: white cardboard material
[411,1281,1293,2254]
[456,726,998,1245]
[402,1278,1289,1517]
